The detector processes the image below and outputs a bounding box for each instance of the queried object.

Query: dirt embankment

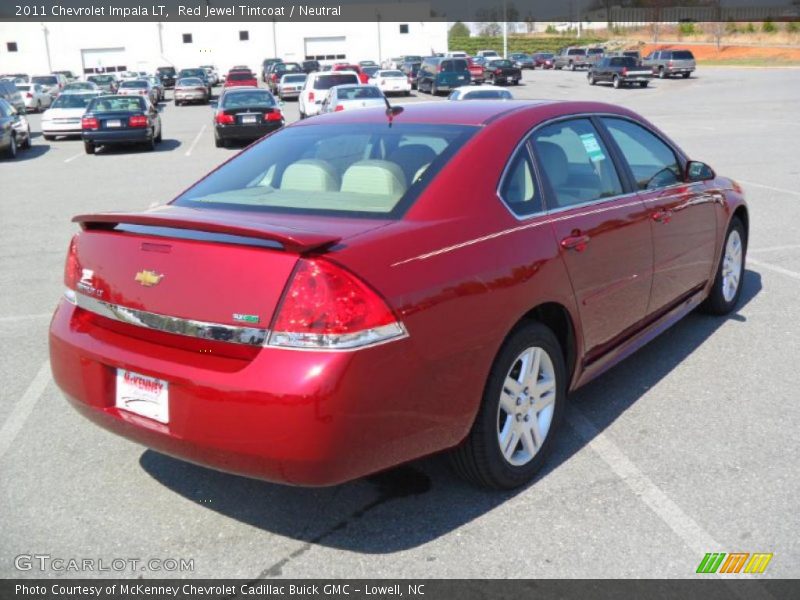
[639,42,800,63]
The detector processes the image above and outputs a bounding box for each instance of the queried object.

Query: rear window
[588,48,604,55]
[52,94,98,109]
[88,76,114,84]
[489,60,514,68]
[228,72,255,81]
[221,91,276,108]
[120,80,147,88]
[282,74,307,83]
[567,49,586,56]
[173,123,477,218]
[464,89,513,100]
[672,51,694,60]
[88,96,146,112]
[16,85,30,91]
[178,78,204,86]
[314,74,359,90]
[180,69,205,78]
[610,57,638,68]
[32,76,58,85]
[157,67,176,75]
[380,71,404,77]
[337,86,382,99]
[441,59,468,73]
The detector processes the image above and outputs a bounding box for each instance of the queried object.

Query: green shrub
[745,22,756,33]
[545,24,557,34]
[724,22,739,34]
[762,20,777,33]
[787,21,799,33]
[678,22,696,36]
[446,35,603,55]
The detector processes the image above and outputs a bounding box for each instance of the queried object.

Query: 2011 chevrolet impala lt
[49,101,748,489]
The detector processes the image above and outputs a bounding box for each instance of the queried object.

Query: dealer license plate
[242,115,257,124]
[115,369,169,423]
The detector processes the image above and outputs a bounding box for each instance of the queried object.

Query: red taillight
[265,111,282,121]
[495,68,503,75]
[26,92,33,98]
[139,89,148,94]
[334,104,345,111]
[64,236,81,290]
[269,258,405,349]
[308,91,315,102]
[215,112,234,125]
[81,117,98,130]
[622,67,628,76]
[128,115,148,128]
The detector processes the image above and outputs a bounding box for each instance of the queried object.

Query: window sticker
[579,133,606,162]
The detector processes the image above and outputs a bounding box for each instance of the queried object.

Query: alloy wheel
[722,230,743,302]
[496,346,557,467]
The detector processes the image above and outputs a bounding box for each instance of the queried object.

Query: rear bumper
[49,299,445,486]
[216,122,282,140]
[278,89,301,98]
[83,128,151,145]
[42,123,82,134]
[175,91,208,101]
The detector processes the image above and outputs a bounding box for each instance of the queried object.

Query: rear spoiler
[72,208,341,253]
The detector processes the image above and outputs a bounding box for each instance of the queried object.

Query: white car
[117,71,140,81]
[370,70,411,96]
[320,84,386,114]
[201,65,220,86]
[447,85,514,101]
[15,83,53,112]
[117,79,158,105]
[476,50,501,61]
[445,51,469,58]
[298,71,360,118]
[30,73,67,97]
[41,91,101,140]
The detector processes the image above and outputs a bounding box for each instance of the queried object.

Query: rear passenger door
[599,117,718,315]
[531,118,653,358]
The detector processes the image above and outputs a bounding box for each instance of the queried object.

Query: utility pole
[272,19,277,57]
[41,23,52,72]
[503,0,508,58]
[376,12,382,64]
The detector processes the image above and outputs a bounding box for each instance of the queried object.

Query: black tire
[682,72,690,79]
[21,129,31,149]
[214,133,225,148]
[4,134,17,159]
[569,61,576,71]
[36,100,42,112]
[449,321,567,490]
[588,73,596,85]
[155,127,162,143]
[431,82,438,96]
[700,217,746,315]
[658,67,667,79]
[83,141,95,155]
[640,81,649,88]
[613,75,621,89]
[146,133,156,151]
[43,134,55,141]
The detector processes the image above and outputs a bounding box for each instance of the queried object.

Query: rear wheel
[588,73,596,85]
[613,75,622,89]
[146,133,156,151]
[449,322,566,489]
[640,81,649,88]
[21,128,31,149]
[214,132,225,148]
[83,141,95,155]
[43,134,55,141]
[658,67,667,79]
[155,126,162,143]
[682,72,690,79]
[700,217,746,315]
[5,135,17,159]
[431,82,438,95]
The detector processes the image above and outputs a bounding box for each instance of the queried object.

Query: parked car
[224,71,258,89]
[86,74,118,93]
[50,100,747,490]
[606,50,642,64]
[417,56,471,95]
[276,73,307,101]
[554,47,588,70]
[0,79,25,113]
[643,49,696,78]
[383,56,405,69]
[156,66,177,89]
[31,73,67,96]
[585,47,606,67]
[301,60,321,74]
[117,79,158,105]
[332,64,369,84]
[467,58,484,85]
[370,69,411,96]
[476,50,501,61]
[1,73,29,83]
[41,91,102,140]
[298,71,360,118]
[483,59,522,85]
[213,87,283,147]
[448,85,514,100]
[146,76,165,102]
[400,62,422,89]
[178,68,212,94]
[588,56,653,88]
[363,65,381,80]
[174,77,210,105]
[261,58,282,82]
[359,60,379,67]
[117,71,139,81]
[532,52,555,69]
[52,70,78,82]
[81,94,162,153]
[444,51,468,59]
[63,81,99,93]
[16,83,53,112]
[267,62,304,92]
[200,65,220,86]
[0,98,31,158]
[509,53,535,69]
[320,84,386,114]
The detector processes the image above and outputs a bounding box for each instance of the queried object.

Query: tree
[480,22,502,37]
[449,22,470,39]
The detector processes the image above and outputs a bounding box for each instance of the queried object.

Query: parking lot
[2,66,799,579]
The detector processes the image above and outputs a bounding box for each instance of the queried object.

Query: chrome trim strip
[74,292,269,346]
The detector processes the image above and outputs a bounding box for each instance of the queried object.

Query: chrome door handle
[652,209,673,223]
[560,234,591,252]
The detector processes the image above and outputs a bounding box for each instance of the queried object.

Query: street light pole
[503,0,508,58]
[41,23,52,72]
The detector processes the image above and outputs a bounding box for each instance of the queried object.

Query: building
[0,20,448,76]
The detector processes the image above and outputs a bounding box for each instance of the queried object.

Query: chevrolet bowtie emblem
[135,270,164,287]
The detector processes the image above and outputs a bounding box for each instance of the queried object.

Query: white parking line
[185,125,207,157]
[0,361,51,462]
[64,152,83,163]
[0,313,51,323]
[749,244,800,254]
[748,257,800,281]
[736,180,800,197]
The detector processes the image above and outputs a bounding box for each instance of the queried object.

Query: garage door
[304,37,347,61]
[81,47,127,74]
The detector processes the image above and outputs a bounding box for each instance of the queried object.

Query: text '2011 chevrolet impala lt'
[49,101,747,489]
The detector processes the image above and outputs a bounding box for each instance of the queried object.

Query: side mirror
[685,160,715,182]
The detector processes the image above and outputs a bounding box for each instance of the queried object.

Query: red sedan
[332,63,370,84]
[224,70,258,88]
[50,101,748,489]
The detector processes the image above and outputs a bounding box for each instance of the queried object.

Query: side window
[532,118,623,209]
[499,147,541,217]
[601,118,681,190]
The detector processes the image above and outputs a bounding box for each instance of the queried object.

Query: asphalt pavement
[1,66,799,579]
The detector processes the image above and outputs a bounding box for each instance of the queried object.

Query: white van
[298,71,360,118]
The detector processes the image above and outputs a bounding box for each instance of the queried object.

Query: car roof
[452,85,509,93]
[300,100,639,127]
